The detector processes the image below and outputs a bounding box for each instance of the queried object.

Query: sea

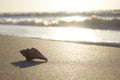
[0,10,120,47]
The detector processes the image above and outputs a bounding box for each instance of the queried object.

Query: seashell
[20,48,48,62]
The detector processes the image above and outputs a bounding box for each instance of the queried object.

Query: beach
[0,35,120,80]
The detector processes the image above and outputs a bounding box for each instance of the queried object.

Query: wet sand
[0,35,120,80]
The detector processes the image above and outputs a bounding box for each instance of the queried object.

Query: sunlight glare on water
[0,25,120,44]
[61,16,87,22]
[51,27,99,42]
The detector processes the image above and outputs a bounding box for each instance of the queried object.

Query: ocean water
[0,10,120,47]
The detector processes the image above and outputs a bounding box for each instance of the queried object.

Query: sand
[0,35,120,80]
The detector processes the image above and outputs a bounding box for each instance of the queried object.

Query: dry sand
[0,35,120,80]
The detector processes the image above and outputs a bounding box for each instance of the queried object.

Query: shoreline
[1,34,120,48]
[0,35,120,80]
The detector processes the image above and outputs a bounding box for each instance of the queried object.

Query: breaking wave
[0,10,120,30]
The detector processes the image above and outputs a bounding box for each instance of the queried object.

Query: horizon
[0,9,120,14]
[0,0,120,13]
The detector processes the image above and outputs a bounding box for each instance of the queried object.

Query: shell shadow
[11,60,46,68]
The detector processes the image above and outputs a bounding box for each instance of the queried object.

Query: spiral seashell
[20,48,48,62]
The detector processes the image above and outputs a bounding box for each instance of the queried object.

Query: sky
[0,0,120,13]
